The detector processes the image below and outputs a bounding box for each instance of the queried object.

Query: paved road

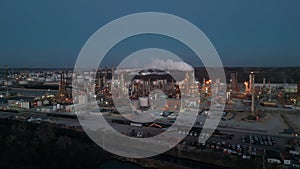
[0,108,297,153]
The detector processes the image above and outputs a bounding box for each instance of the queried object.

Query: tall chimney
[249,72,255,114]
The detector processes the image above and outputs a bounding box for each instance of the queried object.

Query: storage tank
[3,81,13,86]
[262,101,277,107]
[78,95,88,104]
[21,101,31,109]
[43,100,50,105]
[37,101,42,107]
[56,104,61,110]
[76,76,84,84]
[139,97,149,107]
[18,80,29,85]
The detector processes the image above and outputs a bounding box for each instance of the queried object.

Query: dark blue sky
[1,0,300,68]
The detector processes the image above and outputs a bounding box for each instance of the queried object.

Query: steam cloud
[148,58,193,71]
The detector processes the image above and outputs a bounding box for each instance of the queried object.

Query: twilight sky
[0,0,300,68]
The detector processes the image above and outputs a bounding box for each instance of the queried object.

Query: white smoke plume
[148,58,193,71]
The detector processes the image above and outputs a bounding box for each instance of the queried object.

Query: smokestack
[111,64,114,79]
[5,65,9,96]
[249,72,255,114]
[297,82,300,101]
[230,72,238,92]
[103,67,107,87]
[249,72,254,92]
[98,68,102,88]
[59,71,65,95]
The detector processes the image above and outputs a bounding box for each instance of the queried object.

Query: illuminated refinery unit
[93,66,233,112]
[2,63,300,169]
[110,68,191,111]
[3,65,300,168]
[1,65,300,116]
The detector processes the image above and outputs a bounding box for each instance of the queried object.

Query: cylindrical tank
[37,101,42,107]
[139,97,149,107]
[76,76,84,84]
[57,104,61,110]
[43,100,50,105]
[262,101,276,107]
[3,81,13,86]
[19,80,29,85]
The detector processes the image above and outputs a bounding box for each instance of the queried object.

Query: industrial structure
[298,81,300,106]
[249,72,255,114]
[230,72,239,92]
[5,65,9,96]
